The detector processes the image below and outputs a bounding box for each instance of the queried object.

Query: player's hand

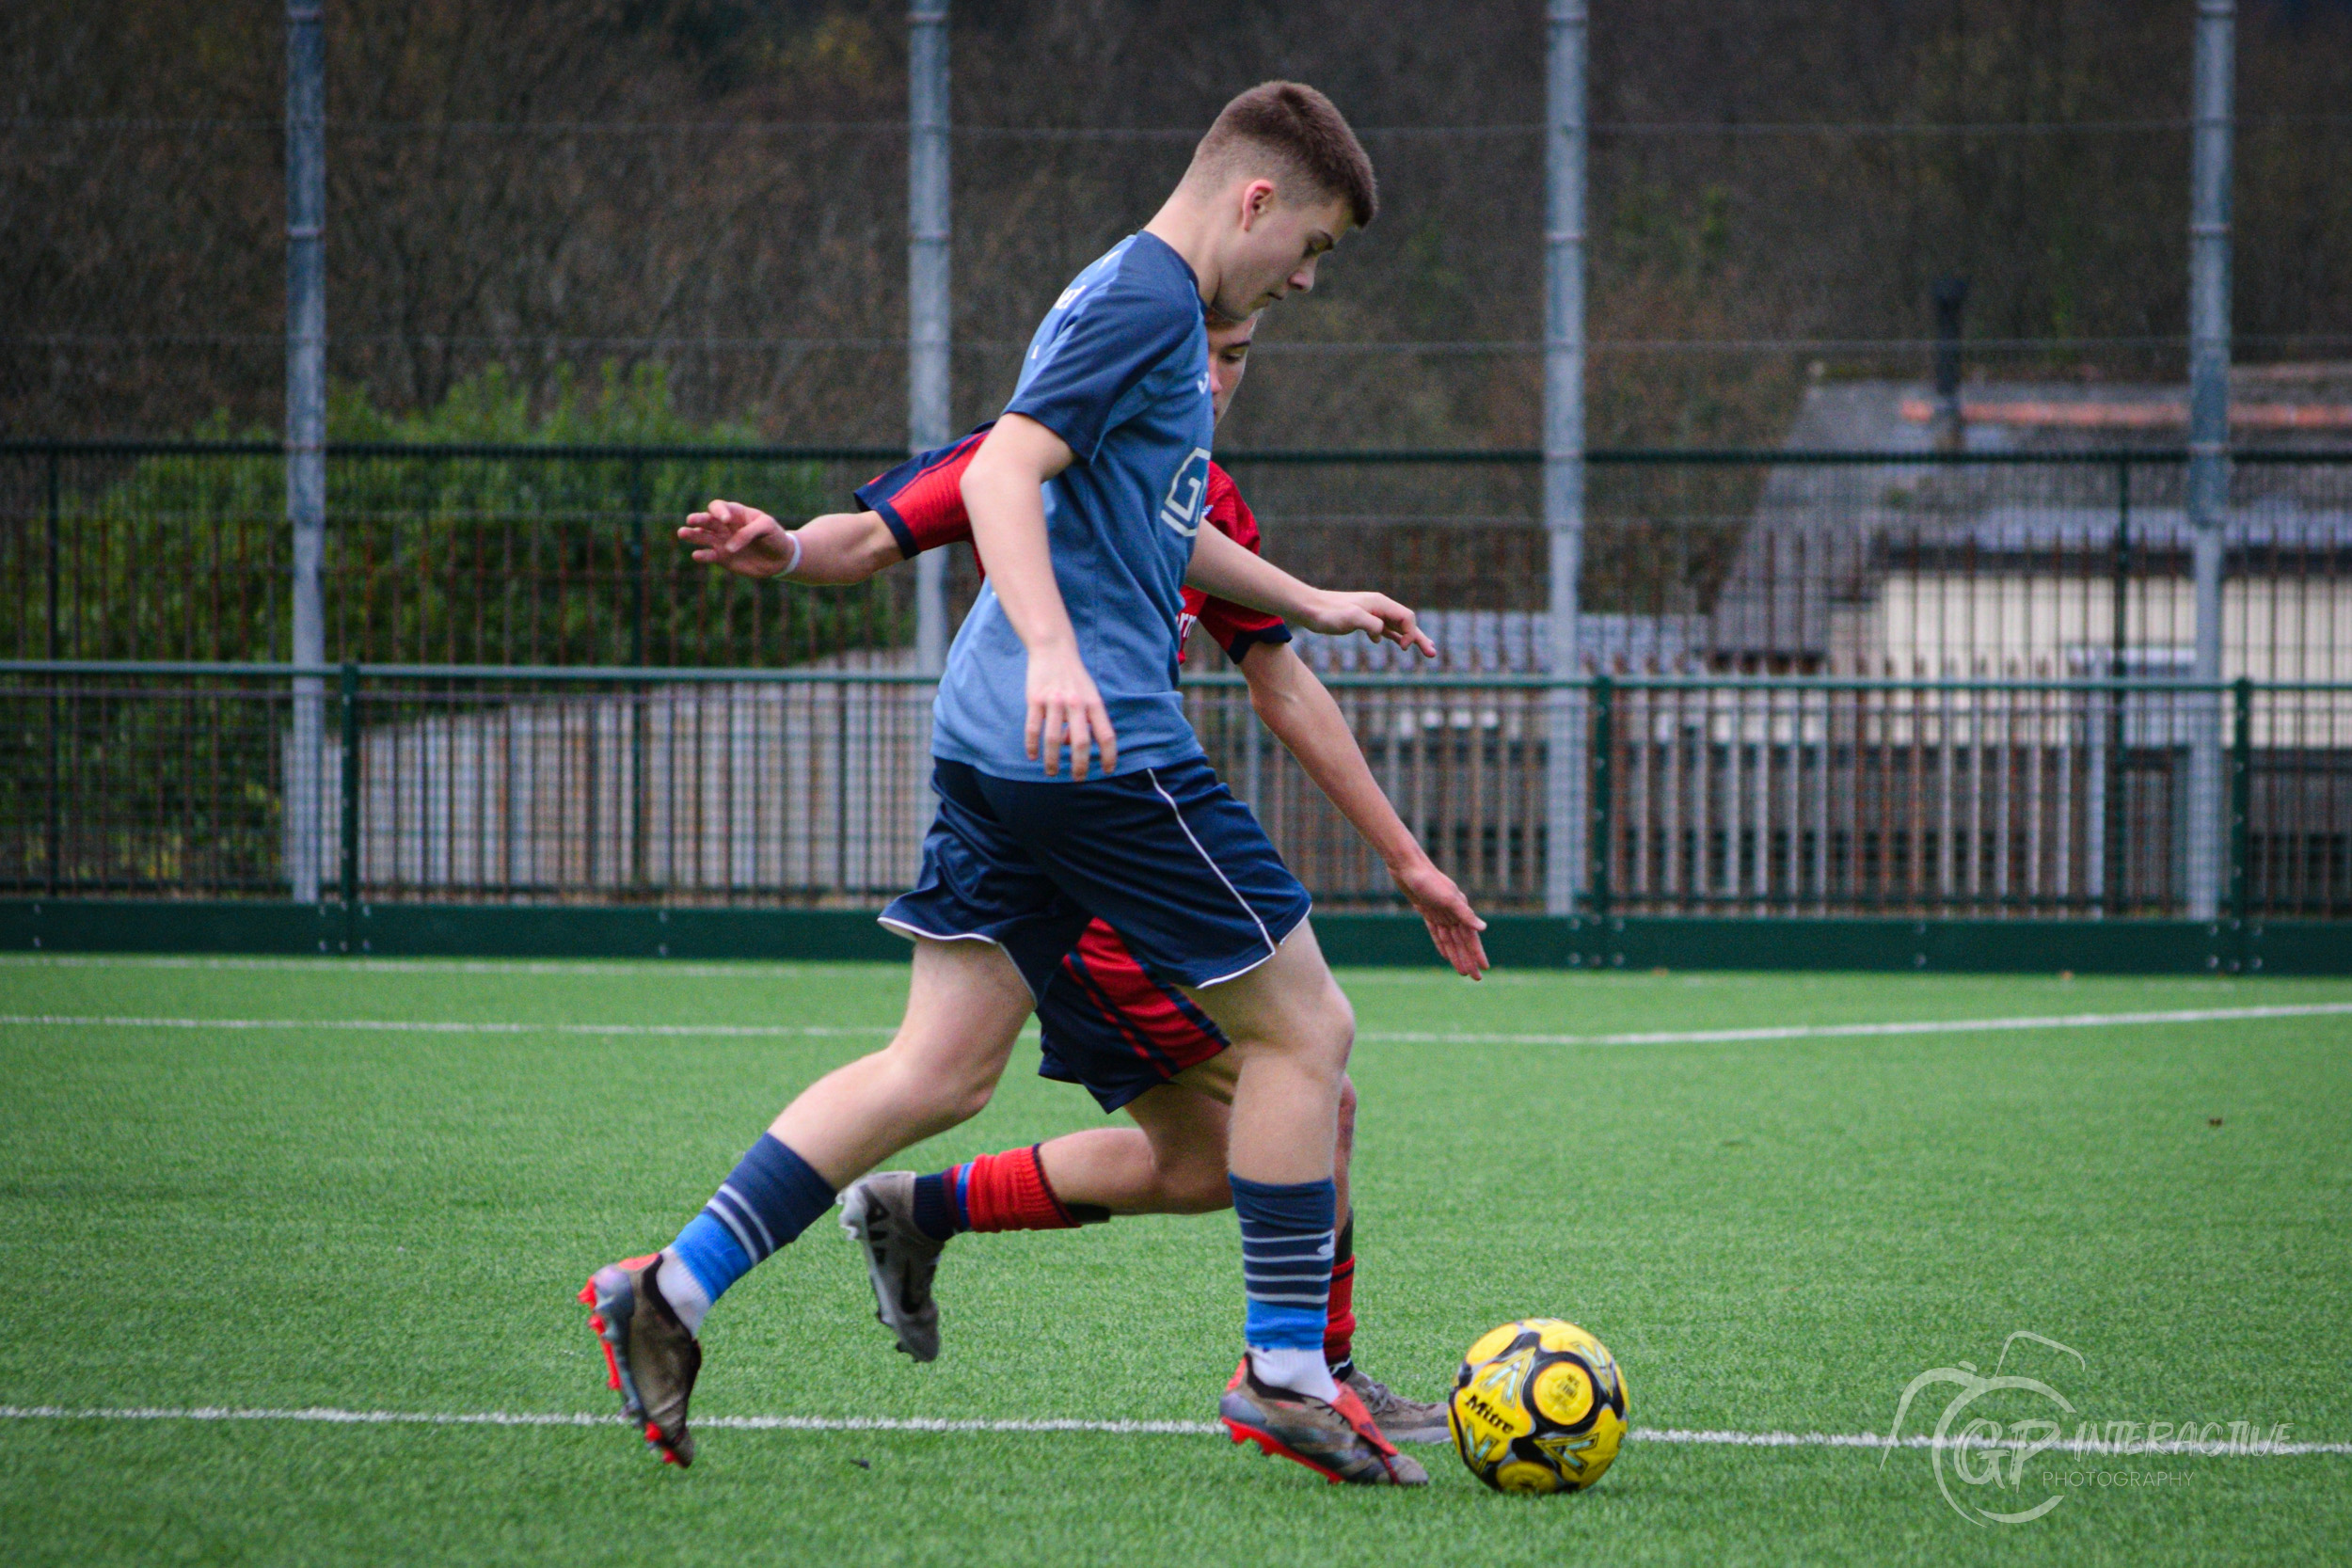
[1025,641,1118,781]
[1391,856,1490,979]
[679,499,797,579]
[1295,590,1438,658]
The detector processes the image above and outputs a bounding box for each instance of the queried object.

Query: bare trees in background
[4,0,2348,445]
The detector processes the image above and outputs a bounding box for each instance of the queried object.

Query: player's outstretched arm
[961,414,1116,779]
[678,500,905,586]
[1185,524,1436,657]
[1239,641,1490,978]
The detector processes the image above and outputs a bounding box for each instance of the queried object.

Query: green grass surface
[2,955,2348,1565]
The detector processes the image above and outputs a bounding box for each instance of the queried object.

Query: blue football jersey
[931,232,1216,781]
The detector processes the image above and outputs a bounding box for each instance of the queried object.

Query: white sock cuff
[1248,1345,1341,1404]
[657,1247,712,1335]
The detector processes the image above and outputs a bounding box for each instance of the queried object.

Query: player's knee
[934,1070,997,1125]
[888,1053,995,1129]
[1157,1159,1232,1214]
[1302,984,1355,1070]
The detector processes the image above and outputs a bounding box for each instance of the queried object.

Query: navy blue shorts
[880,756,1311,1001]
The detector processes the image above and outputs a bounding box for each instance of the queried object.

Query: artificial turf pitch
[2,954,2347,1565]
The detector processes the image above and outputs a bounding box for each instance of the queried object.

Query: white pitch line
[1356,1000,2352,1047]
[1631,1426,2352,1458]
[0,1406,2342,1456]
[6,1001,2352,1046]
[0,954,877,980]
[0,1015,895,1039]
[0,1405,1214,1435]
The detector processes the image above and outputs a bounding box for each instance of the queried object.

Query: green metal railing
[6,661,2345,921]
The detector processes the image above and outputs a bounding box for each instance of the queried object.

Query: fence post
[2183,0,2234,922]
[2104,458,2131,915]
[45,445,61,896]
[285,0,328,906]
[908,0,952,676]
[627,456,648,668]
[1589,672,1614,941]
[627,455,648,889]
[1542,0,1588,916]
[340,661,360,951]
[2229,674,2251,937]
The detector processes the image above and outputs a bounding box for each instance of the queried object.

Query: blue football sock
[667,1134,835,1313]
[1231,1173,1337,1355]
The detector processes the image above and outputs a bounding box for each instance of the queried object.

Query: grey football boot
[580,1252,702,1466]
[1343,1367,1453,1445]
[839,1171,947,1362]
[1219,1358,1430,1485]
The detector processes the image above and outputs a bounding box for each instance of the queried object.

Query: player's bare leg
[586,937,1031,1460]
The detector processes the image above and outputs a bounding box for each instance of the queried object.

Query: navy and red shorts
[1036,922,1231,1111]
[880,754,1310,1107]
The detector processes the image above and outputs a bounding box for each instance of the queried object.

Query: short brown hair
[1186,81,1377,230]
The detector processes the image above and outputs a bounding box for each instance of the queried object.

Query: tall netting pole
[1543,0,1589,917]
[286,0,326,906]
[2185,0,2234,921]
[909,0,951,675]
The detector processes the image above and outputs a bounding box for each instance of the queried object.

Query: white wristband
[782,530,804,578]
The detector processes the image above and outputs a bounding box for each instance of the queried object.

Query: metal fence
[7,662,2347,920]
[8,442,2352,680]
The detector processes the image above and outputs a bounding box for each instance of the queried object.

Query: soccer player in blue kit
[680,305,1487,1448]
[584,82,1427,1485]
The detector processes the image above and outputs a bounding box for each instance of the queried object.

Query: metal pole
[2185,0,2233,921]
[1543,0,1588,915]
[628,456,648,890]
[2229,674,2251,934]
[2105,460,2131,915]
[45,447,61,896]
[1589,672,1614,932]
[286,0,327,905]
[908,0,951,675]
[340,660,360,951]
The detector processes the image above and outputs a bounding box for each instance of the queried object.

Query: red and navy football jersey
[853,427,1291,667]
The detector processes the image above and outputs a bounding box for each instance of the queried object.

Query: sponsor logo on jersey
[1158,447,1212,538]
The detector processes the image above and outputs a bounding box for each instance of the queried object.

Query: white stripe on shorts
[1146,768,1278,984]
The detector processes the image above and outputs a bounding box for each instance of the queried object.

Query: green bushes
[8,363,909,667]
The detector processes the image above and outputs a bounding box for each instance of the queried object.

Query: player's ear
[1236,178,1278,230]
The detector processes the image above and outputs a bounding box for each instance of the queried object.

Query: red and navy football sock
[1324,1213,1358,1380]
[909,1146,1108,1243]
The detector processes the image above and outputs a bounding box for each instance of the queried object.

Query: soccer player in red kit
[677,309,1485,1444]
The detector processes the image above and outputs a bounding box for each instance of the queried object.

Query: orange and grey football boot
[580,1252,702,1466]
[1218,1358,1429,1485]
